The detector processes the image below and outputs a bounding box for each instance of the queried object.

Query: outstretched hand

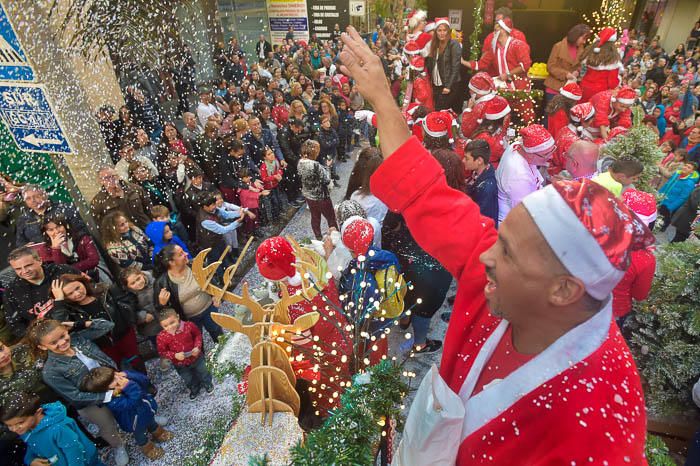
[339,27,392,108]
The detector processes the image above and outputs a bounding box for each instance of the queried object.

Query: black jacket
[277,126,306,167]
[425,40,462,90]
[15,202,88,247]
[3,264,77,338]
[255,40,272,59]
[153,272,187,321]
[672,186,700,237]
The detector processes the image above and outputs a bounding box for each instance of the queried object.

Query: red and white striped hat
[521,124,555,154]
[468,72,496,96]
[560,82,583,101]
[484,96,511,120]
[422,110,454,140]
[612,86,636,106]
[570,102,595,123]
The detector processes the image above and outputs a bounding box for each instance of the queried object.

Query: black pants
[658,205,673,230]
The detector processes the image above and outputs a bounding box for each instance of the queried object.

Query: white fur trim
[609,32,617,42]
[423,124,448,138]
[587,61,623,71]
[593,47,601,53]
[616,98,634,105]
[340,215,365,237]
[497,19,511,33]
[469,82,492,95]
[434,18,450,29]
[287,271,302,287]
[409,63,424,71]
[485,104,511,120]
[475,93,496,103]
[522,137,554,154]
[635,211,657,226]
[560,88,582,101]
[522,186,625,300]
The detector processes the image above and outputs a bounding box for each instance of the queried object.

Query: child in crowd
[659,161,700,230]
[81,368,174,460]
[318,115,340,184]
[196,195,244,264]
[238,168,270,234]
[297,140,338,240]
[145,218,190,262]
[156,309,214,400]
[150,205,190,248]
[0,391,102,466]
[591,158,645,197]
[259,147,285,223]
[336,99,353,162]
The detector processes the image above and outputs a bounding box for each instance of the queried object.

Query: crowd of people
[0,6,699,466]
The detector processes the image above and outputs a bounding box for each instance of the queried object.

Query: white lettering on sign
[1,89,38,107]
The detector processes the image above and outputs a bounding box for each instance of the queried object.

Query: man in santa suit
[589,86,635,140]
[464,17,534,124]
[495,124,555,224]
[461,72,497,138]
[550,102,596,176]
[481,7,528,74]
[337,26,649,465]
[405,9,427,42]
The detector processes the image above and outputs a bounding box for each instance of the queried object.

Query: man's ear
[548,275,587,308]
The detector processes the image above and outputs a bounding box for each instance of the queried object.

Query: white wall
[657,0,700,53]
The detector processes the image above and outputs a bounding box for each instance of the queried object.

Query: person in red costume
[472,96,511,167]
[338,25,650,465]
[401,55,434,112]
[545,81,582,139]
[480,7,528,77]
[589,86,635,140]
[460,72,496,139]
[463,17,534,124]
[550,102,596,176]
[614,190,657,323]
[579,27,624,102]
[255,236,350,417]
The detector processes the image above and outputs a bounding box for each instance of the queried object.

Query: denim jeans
[174,355,213,392]
[189,304,223,342]
[411,315,432,346]
[133,419,159,446]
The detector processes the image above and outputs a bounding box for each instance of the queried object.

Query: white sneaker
[114,446,129,466]
[155,415,169,426]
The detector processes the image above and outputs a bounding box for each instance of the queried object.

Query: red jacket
[35,235,100,272]
[580,62,622,102]
[547,108,568,140]
[612,248,656,318]
[370,136,647,465]
[460,94,495,139]
[590,89,632,132]
[469,37,532,91]
[271,104,290,127]
[481,29,528,77]
[412,73,434,111]
[156,321,202,366]
[260,159,283,190]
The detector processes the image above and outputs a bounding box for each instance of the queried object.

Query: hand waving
[338,27,392,108]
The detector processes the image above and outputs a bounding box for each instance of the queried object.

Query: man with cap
[589,86,635,139]
[494,124,555,223]
[338,25,649,464]
[460,72,496,139]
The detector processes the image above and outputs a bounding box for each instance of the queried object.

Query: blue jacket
[145,221,190,261]
[465,165,499,224]
[659,170,700,212]
[106,370,158,433]
[21,402,100,466]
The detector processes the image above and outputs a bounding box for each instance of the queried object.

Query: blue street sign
[0,83,71,154]
[0,2,35,82]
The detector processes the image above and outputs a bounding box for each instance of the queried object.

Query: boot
[141,441,164,460]
[151,425,175,443]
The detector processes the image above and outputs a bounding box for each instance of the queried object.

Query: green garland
[289,361,408,465]
[497,88,544,102]
[645,435,676,466]
[183,394,245,466]
[469,0,485,61]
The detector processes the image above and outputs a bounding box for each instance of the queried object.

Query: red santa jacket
[481,29,528,77]
[461,94,496,139]
[590,89,633,133]
[412,73,434,111]
[547,108,568,140]
[549,125,579,176]
[370,136,647,465]
[473,129,508,167]
[580,61,622,102]
[612,248,656,318]
[469,37,532,91]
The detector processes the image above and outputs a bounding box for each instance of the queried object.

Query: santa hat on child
[520,124,555,154]
[481,96,511,123]
[434,17,450,30]
[594,27,617,53]
[570,102,595,124]
[256,236,297,281]
[422,111,455,142]
[622,189,658,227]
[341,216,375,256]
[612,86,637,106]
[522,179,656,300]
[409,56,425,71]
[560,82,583,101]
[469,72,496,96]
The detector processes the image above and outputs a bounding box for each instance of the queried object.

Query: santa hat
[422,111,454,142]
[612,86,636,106]
[354,109,378,128]
[425,21,436,33]
[570,102,595,123]
[469,72,496,96]
[483,96,511,121]
[434,17,450,29]
[497,18,513,34]
[407,9,427,30]
[606,126,628,141]
[256,236,297,281]
[331,74,349,91]
[522,179,655,300]
[560,82,583,101]
[406,102,420,116]
[521,124,555,154]
[409,56,425,71]
[341,216,375,256]
[594,27,617,53]
[403,41,421,56]
[404,33,432,56]
[622,189,658,227]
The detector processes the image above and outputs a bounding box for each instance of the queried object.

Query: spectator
[114,140,158,181]
[195,90,223,127]
[658,161,699,229]
[35,215,100,278]
[297,140,338,240]
[133,127,158,165]
[277,118,307,207]
[462,140,498,223]
[345,147,388,233]
[193,121,225,185]
[15,185,87,247]
[100,211,153,271]
[91,167,153,229]
[181,112,203,144]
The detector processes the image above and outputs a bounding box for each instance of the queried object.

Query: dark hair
[100,210,131,245]
[494,7,513,19]
[674,148,688,161]
[431,149,466,191]
[345,147,383,199]
[545,94,577,116]
[685,161,699,171]
[153,244,181,277]
[119,264,144,288]
[59,273,107,303]
[7,246,40,263]
[26,318,63,360]
[228,139,245,153]
[610,158,644,176]
[238,168,252,179]
[158,308,178,321]
[580,40,620,68]
[567,24,591,44]
[41,214,76,245]
[423,134,452,151]
[0,391,41,422]
[465,140,491,165]
[200,195,218,207]
[80,366,116,393]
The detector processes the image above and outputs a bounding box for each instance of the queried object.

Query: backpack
[373,264,406,319]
